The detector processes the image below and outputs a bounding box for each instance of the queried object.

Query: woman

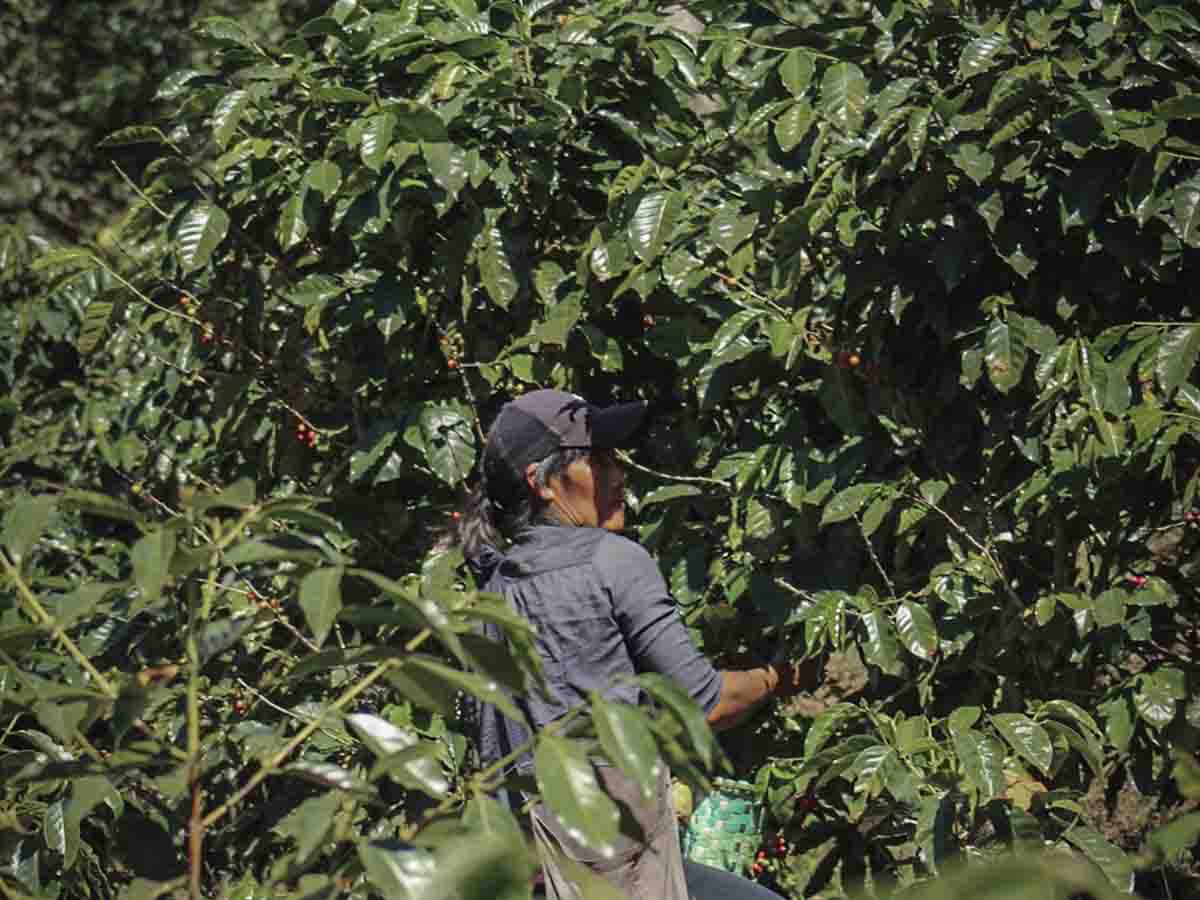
[458,389,817,900]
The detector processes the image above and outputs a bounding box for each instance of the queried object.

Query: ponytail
[456,447,590,576]
[458,478,502,566]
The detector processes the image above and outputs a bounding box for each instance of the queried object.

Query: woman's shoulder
[590,529,656,572]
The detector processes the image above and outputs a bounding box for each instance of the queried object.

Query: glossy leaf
[299,567,344,647]
[591,695,661,801]
[2,494,56,562]
[627,190,682,263]
[176,202,230,272]
[424,142,470,198]
[895,601,938,660]
[820,483,876,526]
[131,529,176,608]
[1175,179,1200,247]
[954,729,1005,801]
[985,315,1028,394]
[479,222,518,310]
[534,735,620,854]
[1156,324,1200,396]
[212,89,250,148]
[779,49,815,97]
[638,673,719,770]
[861,609,901,673]
[820,62,867,134]
[991,714,1053,776]
[1064,824,1134,892]
[402,655,525,723]
[958,33,1007,79]
[361,113,395,171]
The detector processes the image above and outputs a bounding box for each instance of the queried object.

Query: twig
[199,628,433,831]
[857,512,897,599]
[1,551,117,698]
[617,451,732,491]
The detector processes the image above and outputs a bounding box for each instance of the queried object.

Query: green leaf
[861,609,901,674]
[347,714,449,796]
[299,567,344,647]
[1156,324,1200,396]
[44,799,66,858]
[197,15,252,46]
[820,62,867,134]
[1154,96,1200,120]
[1174,179,1200,247]
[895,601,938,660]
[2,494,56,562]
[627,190,683,263]
[275,792,340,863]
[286,760,372,795]
[361,113,395,172]
[196,615,256,664]
[985,315,1028,394]
[1092,588,1126,627]
[99,125,168,147]
[212,89,250,148]
[821,483,877,526]
[412,404,477,486]
[478,222,519,310]
[950,143,994,185]
[64,776,119,869]
[305,160,343,200]
[534,735,620,854]
[954,729,1005,801]
[1064,824,1134,892]
[774,100,815,153]
[359,840,436,900]
[638,673,720,771]
[958,32,1007,79]
[131,529,176,608]
[708,206,758,255]
[1042,720,1103,778]
[779,49,815,97]
[591,695,662,802]
[176,203,230,273]
[77,295,117,356]
[991,714,1054,776]
[277,191,309,252]
[402,655,525,723]
[423,142,470,198]
[639,484,702,508]
[1134,675,1177,729]
[1145,812,1200,865]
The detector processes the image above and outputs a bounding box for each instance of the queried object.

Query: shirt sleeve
[597,535,722,714]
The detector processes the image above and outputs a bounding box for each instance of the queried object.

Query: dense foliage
[2,1,1200,898]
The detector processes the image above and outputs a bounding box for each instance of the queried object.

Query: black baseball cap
[484,389,647,480]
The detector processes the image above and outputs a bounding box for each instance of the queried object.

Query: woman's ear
[525,462,556,501]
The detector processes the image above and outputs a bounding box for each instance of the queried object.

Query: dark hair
[458,447,590,564]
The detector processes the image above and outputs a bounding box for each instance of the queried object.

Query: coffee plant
[2,0,1199,898]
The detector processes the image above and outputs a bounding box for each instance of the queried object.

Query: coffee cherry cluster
[439,331,465,371]
[751,834,789,879]
[296,421,317,448]
[1126,574,1148,589]
[1185,509,1200,525]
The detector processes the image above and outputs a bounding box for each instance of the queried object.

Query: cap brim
[586,400,647,449]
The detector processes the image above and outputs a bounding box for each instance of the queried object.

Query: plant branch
[0,550,117,698]
[199,628,431,831]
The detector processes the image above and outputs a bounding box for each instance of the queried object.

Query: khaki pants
[531,766,783,900]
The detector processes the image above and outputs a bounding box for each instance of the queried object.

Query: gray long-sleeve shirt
[471,524,722,773]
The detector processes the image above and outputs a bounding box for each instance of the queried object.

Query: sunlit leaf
[534,735,620,854]
[299,567,344,647]
[175,203,230,272]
